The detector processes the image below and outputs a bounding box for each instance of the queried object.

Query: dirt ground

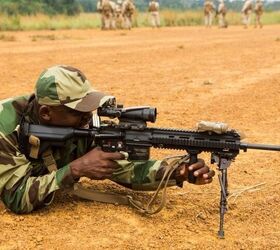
[0,25,280,250]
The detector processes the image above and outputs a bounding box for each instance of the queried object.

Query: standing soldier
[122,0,135,30]
[148,0,160,28]
[97,0,105,30]
[216,0,227,28]
[97,0,115,30]
[241,0,253,29]
[110,0,117,30]
[204,0,216,28]
[115,0,124,29]
[254,0,264,28]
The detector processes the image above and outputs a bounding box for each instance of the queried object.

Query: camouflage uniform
[97,0,105,29]
[115,0,124,29]
[148,0,160,28]
[217,0,227,28]
[204,0,215,28]
[109,1,117,29]
[122,0,135,29]
[254,0,263,28]
[0,65,166,214]
[242,0,253,28]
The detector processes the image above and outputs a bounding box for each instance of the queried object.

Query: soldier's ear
[39,105,51,122]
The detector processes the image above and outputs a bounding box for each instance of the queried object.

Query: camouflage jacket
[204,1,215,14]
[255,3,263,15]
[0,95,164,214]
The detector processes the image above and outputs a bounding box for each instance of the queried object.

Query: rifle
[19,104,280,238]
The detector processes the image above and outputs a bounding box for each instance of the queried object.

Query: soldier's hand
[175,159,215,185]
[70,147,124,180]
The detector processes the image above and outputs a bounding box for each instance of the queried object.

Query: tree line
[0,0,279,16]
[0,0,81,15]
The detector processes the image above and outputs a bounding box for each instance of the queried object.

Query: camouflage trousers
[101,13,116,30]
[242,11,251,28]
[218,14,227,28]
[115,13,124,29]
[123,15,133,29]
[204,12,214,27]
[254,14,263,28]
[150,11,160,28]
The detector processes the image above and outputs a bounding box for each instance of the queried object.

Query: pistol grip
[188,154,197,184]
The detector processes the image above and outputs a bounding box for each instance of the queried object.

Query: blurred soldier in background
[115,0,124,29]
[97,0,116,30]
[122,0,135,29]
[109,0,117,29]
[97,0,105,29]
[254,0,264,28]
[204,0,216,28]
[216,0,227,28]
[241,0,253,28]
[148,0,160,28]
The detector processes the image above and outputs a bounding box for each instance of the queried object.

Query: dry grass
[0,10,279,31]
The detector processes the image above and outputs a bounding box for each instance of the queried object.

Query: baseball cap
[35,65,114,112]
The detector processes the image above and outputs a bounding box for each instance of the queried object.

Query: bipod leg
[217,157,231,239]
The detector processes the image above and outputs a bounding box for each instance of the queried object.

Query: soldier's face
[39,105,92,128]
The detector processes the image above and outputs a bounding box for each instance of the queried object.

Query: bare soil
[0,25,280,250]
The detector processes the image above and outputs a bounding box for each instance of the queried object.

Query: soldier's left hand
[175,159,215,185]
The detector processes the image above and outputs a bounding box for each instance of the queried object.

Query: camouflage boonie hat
[35,65,113,112]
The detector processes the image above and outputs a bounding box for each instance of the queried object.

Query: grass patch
[0,10,279,31]
[0,34,16,41]
[30,34,56,41]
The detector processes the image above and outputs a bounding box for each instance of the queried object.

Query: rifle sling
[72,183,132,205]
[71,155,189,215]
[43,148,189,214]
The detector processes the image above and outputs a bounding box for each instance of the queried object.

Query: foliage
[1,0,280,16]
[0,0,81,16]
[76,0,280,12]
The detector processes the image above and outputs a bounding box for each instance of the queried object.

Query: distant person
[148,0,160,28]
[241,0,253,28]
[254,0,264,28]
[97,0,116,30]
[122,0,135,30]
[204,0,216,28]
[216,0,228,28]
[97,0,105,29]
[115,0,124,29]
[109,0,117,29]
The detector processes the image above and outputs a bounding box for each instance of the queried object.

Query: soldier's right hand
[70,147,124,180]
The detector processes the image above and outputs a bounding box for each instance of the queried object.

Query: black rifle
[19,105,280,238]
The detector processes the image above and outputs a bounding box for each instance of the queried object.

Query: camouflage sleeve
[110,159,174,190]
[0,133,75,214]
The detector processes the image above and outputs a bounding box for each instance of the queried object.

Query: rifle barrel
[240,143,280,151]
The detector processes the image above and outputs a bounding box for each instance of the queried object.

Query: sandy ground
[0,25,280,250]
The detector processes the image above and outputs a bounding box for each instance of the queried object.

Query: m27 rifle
[19,104,280,238]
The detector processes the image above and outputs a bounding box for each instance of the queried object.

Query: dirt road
[0,25,280,249]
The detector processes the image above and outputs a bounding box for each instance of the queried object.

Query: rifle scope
[98,105,157,123]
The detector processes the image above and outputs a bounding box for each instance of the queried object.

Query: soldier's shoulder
[0,95,30,136]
